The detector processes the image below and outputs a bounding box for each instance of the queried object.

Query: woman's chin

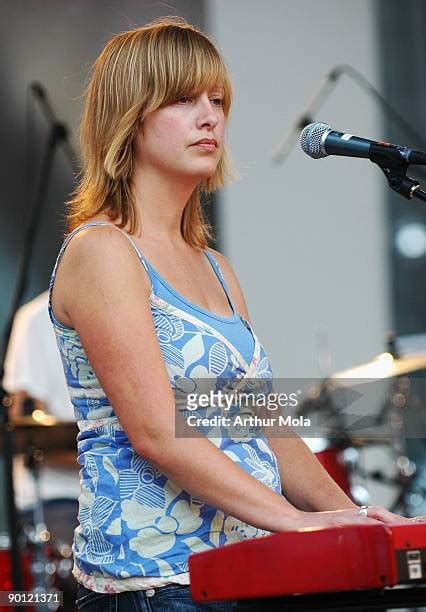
[192,163,218,181]
[171,161,218,184]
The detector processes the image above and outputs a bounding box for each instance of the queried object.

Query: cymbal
[1,411,77,455]
[332,351,426,380]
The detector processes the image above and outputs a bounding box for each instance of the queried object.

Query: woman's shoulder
[55,218,149,292]
[205,246,232,274]
[64,216,137,260]
[53,218,151,318]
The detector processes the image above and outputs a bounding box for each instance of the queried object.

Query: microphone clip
[370,147,426,202]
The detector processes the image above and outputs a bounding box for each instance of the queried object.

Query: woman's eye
[211,97,224,106]
[176,95,223,106]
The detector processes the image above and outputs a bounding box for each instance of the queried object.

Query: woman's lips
[192,143,217,151]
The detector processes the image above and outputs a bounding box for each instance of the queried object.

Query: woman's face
[134,87,226,183]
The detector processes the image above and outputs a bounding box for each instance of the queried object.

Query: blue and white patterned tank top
[48,222,281,594]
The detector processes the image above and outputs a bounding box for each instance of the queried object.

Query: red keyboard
[189,523,426,609]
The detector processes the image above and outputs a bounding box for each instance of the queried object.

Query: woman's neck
[130,166,198,242]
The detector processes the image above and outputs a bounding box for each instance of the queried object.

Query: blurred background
[1,0,426,606]
[2,0,426,375]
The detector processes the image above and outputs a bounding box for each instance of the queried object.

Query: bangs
[146,25,232,115]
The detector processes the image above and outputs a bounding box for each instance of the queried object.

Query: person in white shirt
[3,290,74,421]
[2,290,79,508]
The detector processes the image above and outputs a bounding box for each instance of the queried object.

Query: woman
[49,17,411,611]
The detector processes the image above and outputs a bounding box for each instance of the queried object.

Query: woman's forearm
[267,434,357,512]
[144,433,302,533]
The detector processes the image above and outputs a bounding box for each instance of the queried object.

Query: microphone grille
[300,122,331,159]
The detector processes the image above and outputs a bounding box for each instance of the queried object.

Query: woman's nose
[196,94,219,128]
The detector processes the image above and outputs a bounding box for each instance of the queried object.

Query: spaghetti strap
[203,249,237,315]
[48,221,153,327]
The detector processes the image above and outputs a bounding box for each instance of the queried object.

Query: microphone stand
[0,81,78,593]
[271,69,341,163]
[370,146,426,202]
[272,64,426,167]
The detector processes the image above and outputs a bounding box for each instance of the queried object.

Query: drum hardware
[20,445,59,611]
[338,446,371,505]
[385,330,400,360]
[20,420,78,611]
[336,442,418,508]
[298,378,355,444]
[0,414,78,610]
[301,347,426,516]
[332,351,426,380]
[0,392,22,592]
[2,414,78,455]
[357,372,426,516]
[20,498,78,612]
[299,377,371,501]
[349,454,420,513]
[374,376,420,516]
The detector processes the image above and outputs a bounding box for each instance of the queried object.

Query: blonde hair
[67,16,234,247]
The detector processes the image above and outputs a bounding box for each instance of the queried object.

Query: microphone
[300,122,426,166]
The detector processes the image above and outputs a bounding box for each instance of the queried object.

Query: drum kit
[0,407,78,611]
[300,345,426,517]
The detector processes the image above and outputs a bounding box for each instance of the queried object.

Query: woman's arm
[211,249,407,524]
[53,226,310,533]
[267,435,356,511]
[210,250,354,510]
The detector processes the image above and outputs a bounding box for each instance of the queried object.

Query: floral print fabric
[48,222,281,593]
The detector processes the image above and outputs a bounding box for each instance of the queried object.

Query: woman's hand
[364,507,426,524]
[408,515,426,523]
[362,505,411,524]
[287,508,380,530]
[287,505,413,530]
